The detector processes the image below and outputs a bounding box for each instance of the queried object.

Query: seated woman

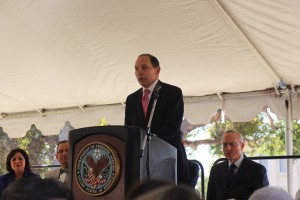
[0,148,40,197]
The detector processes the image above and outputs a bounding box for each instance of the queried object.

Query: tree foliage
[185,113,300,158]
[0,125,58,176]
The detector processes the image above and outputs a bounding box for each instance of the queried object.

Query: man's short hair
[138,54,160,68]
[222,130,244,142]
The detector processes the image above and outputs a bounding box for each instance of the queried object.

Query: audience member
[207,130,269,200]
[248,186,293,200]
[135,184,201,200]
[125,53,189,184]
[1,177,73,200]
[0,148,40,197]
[45,140,69,186]
[162,184,200,200]
[126,179,173,200]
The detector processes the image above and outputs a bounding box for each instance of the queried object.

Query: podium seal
[75,142,121,196]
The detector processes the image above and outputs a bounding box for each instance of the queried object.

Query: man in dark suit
[125,53,189,184]
[207,130,269,200]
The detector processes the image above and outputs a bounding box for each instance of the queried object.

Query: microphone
[140,82,162,158]
[153,83,162,98]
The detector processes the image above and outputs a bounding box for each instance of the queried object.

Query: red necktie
[142,89,150,118]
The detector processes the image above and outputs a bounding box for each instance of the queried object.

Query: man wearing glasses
[207,130,269,200]
[46,140,69,186]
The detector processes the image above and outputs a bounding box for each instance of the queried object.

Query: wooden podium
[69,126,177,200]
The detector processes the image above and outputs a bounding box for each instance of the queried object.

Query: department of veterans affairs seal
[75,142,121,196]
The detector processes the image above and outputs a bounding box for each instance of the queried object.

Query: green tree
[206,113,300,157]
[15,124,59,177]
[0,128,13,175]
[185,113,300,158]
[0,124,59,177]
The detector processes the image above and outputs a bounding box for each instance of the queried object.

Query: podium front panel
[69,126,177,200]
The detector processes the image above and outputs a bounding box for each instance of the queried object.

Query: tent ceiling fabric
[0,0,300,137]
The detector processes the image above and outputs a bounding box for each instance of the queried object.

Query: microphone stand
[140,85,161,180]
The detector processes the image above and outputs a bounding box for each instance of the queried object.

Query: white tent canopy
[1,0,300,138]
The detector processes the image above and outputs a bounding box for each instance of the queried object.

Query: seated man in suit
[207,130,269,200]
[45,140,69,186]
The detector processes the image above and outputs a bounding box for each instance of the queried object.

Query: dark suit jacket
[125,80,189,184]
[207,155,269,200]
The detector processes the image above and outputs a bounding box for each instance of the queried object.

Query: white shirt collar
[229,154,244,168]
[143,79,159,94]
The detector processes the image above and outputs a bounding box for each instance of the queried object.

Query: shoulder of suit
[160,81,180,89]
[242,156,266,169]
[212,159,227,169]
[125,88,142,102]
[159,82,182,95]
[0,173,13,180]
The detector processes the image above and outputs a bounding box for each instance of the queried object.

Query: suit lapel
[222,161,229,191]
[233,156,249,182]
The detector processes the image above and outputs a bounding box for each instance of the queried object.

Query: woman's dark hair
[6,148,31,173]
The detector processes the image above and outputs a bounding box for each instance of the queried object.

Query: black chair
[187,160,200,187]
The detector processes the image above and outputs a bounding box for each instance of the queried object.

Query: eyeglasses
[57,149,69,154]
[222,142,240,148]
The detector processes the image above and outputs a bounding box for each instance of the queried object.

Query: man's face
[222,132,244,163]
[135,55,160,88]
[56,142,69,168]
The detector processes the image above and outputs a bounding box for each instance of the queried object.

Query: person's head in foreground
[1,177,73,200]
[135,184,200,200]
[248,186,293,200]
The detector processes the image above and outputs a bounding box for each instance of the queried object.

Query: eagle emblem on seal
[75,142,121,196]
[83,154,110,188]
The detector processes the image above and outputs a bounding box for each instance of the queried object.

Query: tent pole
[285,89,293,195]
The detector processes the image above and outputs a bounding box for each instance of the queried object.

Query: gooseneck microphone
[153,82,162,98]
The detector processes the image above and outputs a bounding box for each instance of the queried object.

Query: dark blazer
[0,170,40,197]
[125,80,189,184]
[207,155,269,200]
